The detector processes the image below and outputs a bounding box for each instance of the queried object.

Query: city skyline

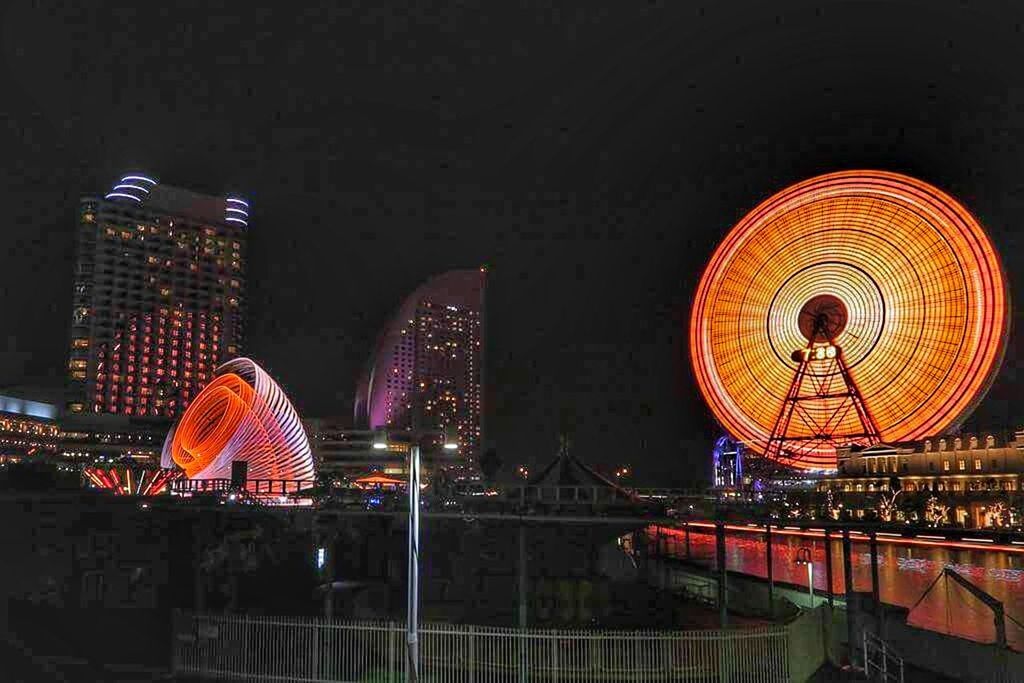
[2,4,1024,486]
[1,7,1024,680]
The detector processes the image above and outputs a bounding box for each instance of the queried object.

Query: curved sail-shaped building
[161,357,314,482]
[354,269,485,462]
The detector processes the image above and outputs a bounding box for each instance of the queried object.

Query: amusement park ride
[762,294,880,471]
[691,170,1009,486]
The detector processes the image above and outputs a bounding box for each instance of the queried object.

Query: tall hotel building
[67,173,247,418]
[354,269,485,469]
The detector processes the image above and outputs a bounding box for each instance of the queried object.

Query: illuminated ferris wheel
[690,170,1009,471]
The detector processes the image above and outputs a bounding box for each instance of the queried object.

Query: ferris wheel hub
[798,294,848,342]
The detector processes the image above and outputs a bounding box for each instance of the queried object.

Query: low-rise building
[303,418,458,483]
[59,413,169,465]
[820,429,1024,527]
[0,393,60,462]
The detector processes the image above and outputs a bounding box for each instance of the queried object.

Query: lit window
[958,460,966,471]
[943,460,950,471]
[974,459,982,471]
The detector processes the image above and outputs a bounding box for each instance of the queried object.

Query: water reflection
[649,525,1024,650]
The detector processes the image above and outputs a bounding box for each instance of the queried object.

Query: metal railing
[862,630,904,683]
[173,611,800,682]
[506,485,637,506]
[170,478,316,495]
[627,488,712,500]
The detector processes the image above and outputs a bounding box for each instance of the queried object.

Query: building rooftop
[837,429,1024,459]
[95,173,248,227]
[0,393,58,421]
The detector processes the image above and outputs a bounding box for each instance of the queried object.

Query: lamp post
[795,546,814,608]
[374,426,459,683]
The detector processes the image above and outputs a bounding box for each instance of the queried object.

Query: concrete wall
[647,559,852,669]
[787,606,828,682]
[647,558,805,620]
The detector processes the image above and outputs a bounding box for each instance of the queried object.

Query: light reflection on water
[649,525,1024,650]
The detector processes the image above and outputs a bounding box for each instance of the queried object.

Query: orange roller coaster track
[161,357,315,482]
[690,170,1009,471]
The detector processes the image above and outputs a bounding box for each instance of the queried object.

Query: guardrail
[172,610,817,682]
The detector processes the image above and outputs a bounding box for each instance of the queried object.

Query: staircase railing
[862,629,904,682]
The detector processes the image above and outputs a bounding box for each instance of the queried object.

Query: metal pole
[862,629,868,675]
[684,521,691,559]
[518,523,528,629]
[324,531,335,618]
[715,522,727,628]
[407,444,421,683]
[824,529,834,608]
[518,522,527,683]
[842,529,855,667]
[193,517,205,612]
[765,524,774,618]
[869,531,881,625]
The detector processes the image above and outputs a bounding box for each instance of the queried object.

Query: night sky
[2,2,1023,486]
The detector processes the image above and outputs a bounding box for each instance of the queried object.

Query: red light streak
[664,521,1024,554]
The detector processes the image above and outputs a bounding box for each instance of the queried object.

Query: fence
[172,609,822,682]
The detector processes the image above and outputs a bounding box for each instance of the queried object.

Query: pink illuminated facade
[354,269,485,466]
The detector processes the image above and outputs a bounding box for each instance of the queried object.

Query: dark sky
[2,2,1023,486]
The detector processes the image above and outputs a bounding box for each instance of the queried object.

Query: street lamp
[795,546,814,608]
[374,424,459,683]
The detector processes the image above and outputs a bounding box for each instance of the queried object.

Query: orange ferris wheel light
[690,171,1009,470]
